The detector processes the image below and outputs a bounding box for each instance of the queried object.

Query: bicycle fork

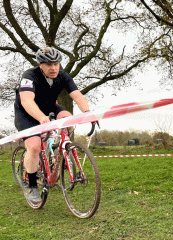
[62,142,86,183]
[62,141,74,181]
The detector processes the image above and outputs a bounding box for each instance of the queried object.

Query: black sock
[28,172,37,188]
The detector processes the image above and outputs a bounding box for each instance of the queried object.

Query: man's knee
[25,136,41,153]
[56,110,72,119]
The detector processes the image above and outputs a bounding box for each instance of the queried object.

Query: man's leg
[56,110,72,119]
[24,136,41,174]
[23,136,42,203]
[56,110,73,135]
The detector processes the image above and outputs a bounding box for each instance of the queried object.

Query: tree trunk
[58,88,73,114]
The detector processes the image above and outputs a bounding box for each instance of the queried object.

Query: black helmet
[36,47,62,63]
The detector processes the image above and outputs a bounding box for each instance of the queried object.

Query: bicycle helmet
[36,47,62,63]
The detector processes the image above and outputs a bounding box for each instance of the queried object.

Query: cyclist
[14,47,90,204]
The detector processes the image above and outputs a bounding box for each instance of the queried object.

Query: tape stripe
[1,98,173,146]
[94,154,173,158]
[1,153,173,163]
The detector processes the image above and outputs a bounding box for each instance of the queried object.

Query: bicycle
[12,113,101,218]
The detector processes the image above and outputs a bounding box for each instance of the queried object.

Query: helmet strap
[40,68,54,86]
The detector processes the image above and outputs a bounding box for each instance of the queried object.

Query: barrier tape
[1,153,173,163]
[94,154,173,158]
[1,98,173,146]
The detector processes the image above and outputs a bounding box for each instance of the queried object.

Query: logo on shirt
[20,78,33,88]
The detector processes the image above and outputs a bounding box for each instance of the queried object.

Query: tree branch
[26,0,48,40]
[0,22,36,65]
[70,2,112,78]
[140,0,173,27]
[47,0,74,45]
[43,0,55,13]
[154,0,173,19]
[0,46,36,66]
[3,0,39,51]
[64,24,90,73]
[53,0,58,10]
[81,56,152,95]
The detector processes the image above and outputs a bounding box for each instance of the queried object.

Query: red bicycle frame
[23,129,86,188]
[40,129,85,187]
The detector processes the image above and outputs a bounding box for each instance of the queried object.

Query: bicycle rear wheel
[12,146,26,186]
[61,142,101,218]
[19,152,48,209]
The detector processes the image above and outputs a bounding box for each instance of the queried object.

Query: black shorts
[14,104,65,132]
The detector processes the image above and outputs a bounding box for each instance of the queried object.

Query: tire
[61,142,101,218]
[12,147,48,209]
[21,152,49,209]
[12,146,26,187]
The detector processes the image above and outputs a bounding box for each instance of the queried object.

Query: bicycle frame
[39,128,85,188]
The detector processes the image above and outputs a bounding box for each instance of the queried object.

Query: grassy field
[0,146,173,240]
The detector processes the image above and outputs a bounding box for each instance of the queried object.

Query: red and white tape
[94,154,173,158]
[1,98,173,146]
[0,153,173,163]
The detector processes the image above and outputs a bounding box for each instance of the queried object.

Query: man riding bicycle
[14,47,90,204]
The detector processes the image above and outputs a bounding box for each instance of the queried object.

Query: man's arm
[20,91,50,124]
[69,90,89,112]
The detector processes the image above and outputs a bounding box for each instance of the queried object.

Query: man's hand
[40,116,50,124]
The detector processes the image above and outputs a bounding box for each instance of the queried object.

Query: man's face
[39,62,60,78]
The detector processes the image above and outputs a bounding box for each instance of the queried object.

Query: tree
[138,0,173,88]
[152,131,171,148]
[140,0,173,28]
[152,113,172,147]
[0,0,167,113]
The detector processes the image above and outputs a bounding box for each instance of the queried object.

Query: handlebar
[42,112,55,142]
[87,122,95,137]
[42,112,99,140]
[87,121,100,137]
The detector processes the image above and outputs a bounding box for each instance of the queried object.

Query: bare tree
[153,114,173,147]
[138,0,173,88]
[153,114,172,133]
[0,0,168,112]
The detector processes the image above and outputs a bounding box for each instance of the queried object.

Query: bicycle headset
[36,47,62,63]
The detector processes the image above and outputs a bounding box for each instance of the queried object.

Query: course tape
[1,98,173,146]
[94,154,173,158]
[1,154,173,163]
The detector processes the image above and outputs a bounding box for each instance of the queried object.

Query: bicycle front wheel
[61,142,101,218]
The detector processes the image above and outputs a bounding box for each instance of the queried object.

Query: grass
[0,145,173,239]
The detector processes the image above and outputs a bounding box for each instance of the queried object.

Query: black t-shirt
[15,67,78,116]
